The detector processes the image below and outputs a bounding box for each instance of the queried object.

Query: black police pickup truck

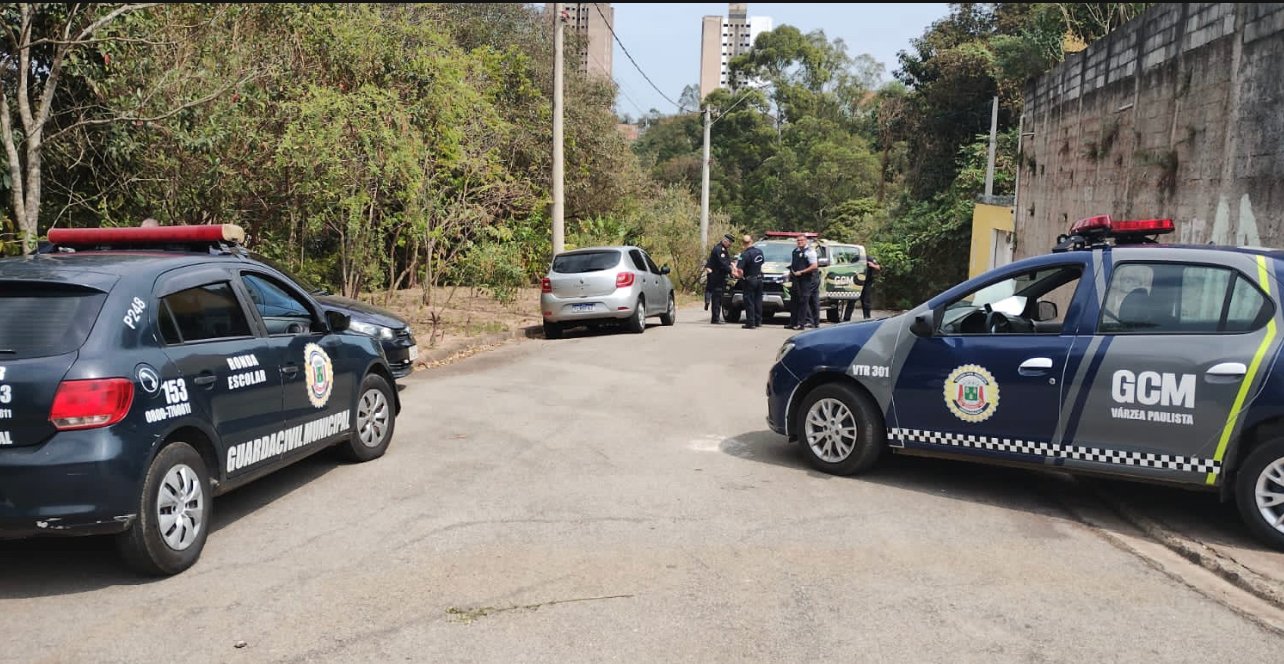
[0,224,400,575]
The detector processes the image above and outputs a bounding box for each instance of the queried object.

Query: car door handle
[1206,362,1247,378]
[193,374,217,388]
[282,364,300,377]
[1019,357,1053,375]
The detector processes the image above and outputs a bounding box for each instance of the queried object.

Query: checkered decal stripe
[888,428,1221,475]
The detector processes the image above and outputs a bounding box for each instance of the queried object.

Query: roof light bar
[1111,218,1174,235]
[47,224,246,247]
[763,231,819,238]
[1069,215,1112,234]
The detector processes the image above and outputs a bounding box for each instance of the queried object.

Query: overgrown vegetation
[2,2,1150,310]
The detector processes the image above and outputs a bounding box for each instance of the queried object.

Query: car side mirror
[817,257,831,268]
[1036,300,1058,322]
[661,266,671,275]
[325,310,350,333]
[910,311,935,337]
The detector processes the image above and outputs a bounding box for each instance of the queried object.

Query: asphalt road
[3,307,1283,662]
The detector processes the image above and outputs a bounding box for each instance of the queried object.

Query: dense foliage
[2,3,1149,307]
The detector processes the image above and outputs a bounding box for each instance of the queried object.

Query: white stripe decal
[889,428,1221,475]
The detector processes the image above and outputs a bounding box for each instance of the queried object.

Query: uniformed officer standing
[705,233,734,324]
[787,234,819,330]
[733,234,765,329]
[843,255,882,321]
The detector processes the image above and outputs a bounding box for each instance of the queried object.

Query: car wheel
[826,307,840,323]
[796,382,885,475]
[627,298,646,333]
[1235,438,1284,550]
[543,320,563,339]
[660,293,676,326]
[340,373,397,462]
[116,442,211,576]
[724,304,742,323]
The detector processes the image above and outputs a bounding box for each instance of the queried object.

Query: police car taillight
[46,224,245,247]
[49,379,134,430]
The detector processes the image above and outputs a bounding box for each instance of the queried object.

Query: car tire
[1235,437,1284,550]
[724,305,742,324]
[116,442,211,576]
[340,373,397,462]
[795,382,885,476]
[660,293,676,326]
[627,298,646,333]
[543,320,563,339]
[826,307,840,323]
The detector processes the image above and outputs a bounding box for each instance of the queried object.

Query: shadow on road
[0,452,339,598]
[721,429,1276,554]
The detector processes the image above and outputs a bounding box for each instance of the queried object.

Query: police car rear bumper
[0,429,141,538]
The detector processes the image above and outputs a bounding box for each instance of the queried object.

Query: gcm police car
[768,215,1284,549]
[0,225,400,575]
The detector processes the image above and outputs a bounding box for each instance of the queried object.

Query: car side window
[939,265,1083,335]
[241,272,317,336]
[628,249,647,272]
[1100,263,1272,334]
[642,252,661,274]
[160,282,253,344]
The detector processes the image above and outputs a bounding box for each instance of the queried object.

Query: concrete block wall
[1016,3,1284,258]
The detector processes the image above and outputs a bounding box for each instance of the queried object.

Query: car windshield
[0,283,107,358]
[757,243,795,264]
[247,252,325,295]
[553,250,620,274]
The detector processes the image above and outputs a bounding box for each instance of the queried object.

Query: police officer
[705,233,734,324]
[843,255,882,321]
[787,234,819,330]
[733,234,765,329]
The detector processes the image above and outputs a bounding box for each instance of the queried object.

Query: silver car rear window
[553,251,620,274]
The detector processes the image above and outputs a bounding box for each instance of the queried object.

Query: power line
[586,43,647,119]
[590,3,685,112]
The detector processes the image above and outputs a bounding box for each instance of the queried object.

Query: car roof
[555,246,634,255]
[0,250,282,289]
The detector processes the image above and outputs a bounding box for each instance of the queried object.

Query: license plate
[408,346,419,362]
[572,303,595,313]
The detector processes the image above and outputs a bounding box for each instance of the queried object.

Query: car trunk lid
[549,250,623,298]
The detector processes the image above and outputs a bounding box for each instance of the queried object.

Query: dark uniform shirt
[790,245,816,280]
[706,243,732,284]
[738,246,765,278]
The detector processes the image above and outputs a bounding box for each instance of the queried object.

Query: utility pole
[700,105,711,249]
[552,3,565,255]
[983,95,999,198]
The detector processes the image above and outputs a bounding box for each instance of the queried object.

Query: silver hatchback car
[540,246,677,339]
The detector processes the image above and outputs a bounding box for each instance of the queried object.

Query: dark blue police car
[0,224,400,575]
[768,215,1284,550]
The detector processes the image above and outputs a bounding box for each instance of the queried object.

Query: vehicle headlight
[776,341,795,363]
[349,320,395,340]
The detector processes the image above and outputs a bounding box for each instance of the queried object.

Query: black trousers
[742,276,763,326]
[791,277,817,327]
[843,283,876,321]
[709,281,726,322]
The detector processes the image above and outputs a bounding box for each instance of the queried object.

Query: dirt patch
[359,286,543,369]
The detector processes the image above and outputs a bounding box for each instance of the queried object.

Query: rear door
[630,249,662,308]
[155,269,284,476]
[0,282,109,448]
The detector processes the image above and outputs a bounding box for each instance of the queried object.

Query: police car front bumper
[731,292,788,312]
[0,429,142,538]
[767,361,801,437]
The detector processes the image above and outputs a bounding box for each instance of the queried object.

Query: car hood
[782,317,890,372]
[316,294,406,329]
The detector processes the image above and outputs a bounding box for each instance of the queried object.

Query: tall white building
[699,3,773,101]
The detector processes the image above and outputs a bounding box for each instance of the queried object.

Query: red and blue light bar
[47,224,246,247]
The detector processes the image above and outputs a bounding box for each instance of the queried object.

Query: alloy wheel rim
[156,463,204,551]
[1255,458,1284,534]
[805,398,859,462]
[358,388,390,448]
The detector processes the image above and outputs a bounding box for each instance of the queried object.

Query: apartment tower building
[547,3,614,79]
[699,3,773,101]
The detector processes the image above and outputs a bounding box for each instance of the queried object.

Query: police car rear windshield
[553,250,620,274]
[0,283,107,358]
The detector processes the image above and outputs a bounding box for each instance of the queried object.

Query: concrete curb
[415,324,542,368]
[1085,480,1284,611]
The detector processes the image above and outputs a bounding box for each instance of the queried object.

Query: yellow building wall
[968,202,1015,279]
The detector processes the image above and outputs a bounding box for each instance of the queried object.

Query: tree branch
[0,89,28,229]
[45,69,259,144]
[76,3,159,43]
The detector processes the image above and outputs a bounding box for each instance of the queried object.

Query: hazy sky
[606,3,952,117]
